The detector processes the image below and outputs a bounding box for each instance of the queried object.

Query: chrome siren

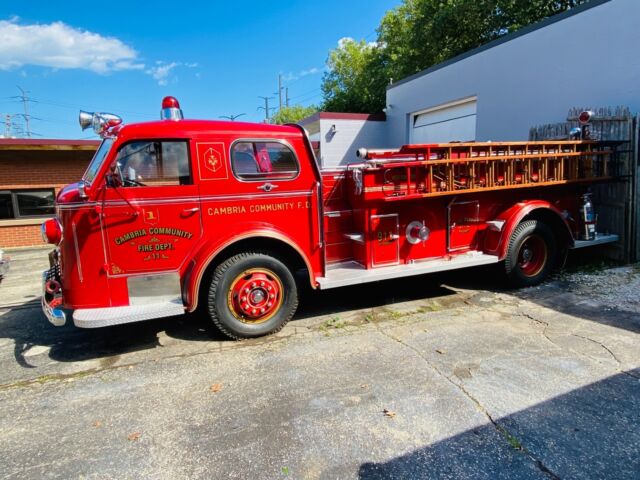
[79,111,123,137]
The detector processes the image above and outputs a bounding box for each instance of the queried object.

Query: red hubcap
[518,235,547,277]
[228,269,283,323]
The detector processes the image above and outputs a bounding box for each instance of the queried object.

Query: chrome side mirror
[78,180,88,199]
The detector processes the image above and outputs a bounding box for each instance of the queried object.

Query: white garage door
[410,98,477,144]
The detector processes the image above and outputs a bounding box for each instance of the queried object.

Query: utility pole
[285,87,290,108]
[258,96,274,122]
[277,74,283,110]
[219,113,246,121]
[16,86,31,138]
[3,114,14,138]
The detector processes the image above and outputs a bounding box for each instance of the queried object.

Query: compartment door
[371,214,399,267]
[449,200,480,252]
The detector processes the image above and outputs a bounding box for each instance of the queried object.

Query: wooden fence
[530,106,638,262]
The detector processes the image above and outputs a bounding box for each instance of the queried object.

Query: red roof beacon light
[578,110,594,125]
[161,96,184,121]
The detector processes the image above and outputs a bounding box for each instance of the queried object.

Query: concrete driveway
[0,248,638,479]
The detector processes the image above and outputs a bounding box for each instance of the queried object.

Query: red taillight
[41,218,62,245]
[578,110,594,125]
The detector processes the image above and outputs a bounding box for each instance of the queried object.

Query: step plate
[572,233,619,249]
[317,252,499,290]
[73,298,185,328]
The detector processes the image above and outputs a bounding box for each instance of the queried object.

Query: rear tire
[504,220,557,288]
[207,252,298,339]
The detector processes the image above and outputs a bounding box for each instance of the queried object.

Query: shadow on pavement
[358,368,640,480]
[438,251,640,334]
[0,272,458,366]
[1,248,636,366]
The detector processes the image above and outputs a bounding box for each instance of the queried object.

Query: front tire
[504,220,557,288]
[207,252,298,339]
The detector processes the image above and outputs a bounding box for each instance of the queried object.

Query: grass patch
[418,302,442,313]
[320,316,345,331]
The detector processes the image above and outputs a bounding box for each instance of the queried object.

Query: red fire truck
[41,97,618,339]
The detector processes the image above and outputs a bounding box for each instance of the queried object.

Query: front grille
[45,262,61,284]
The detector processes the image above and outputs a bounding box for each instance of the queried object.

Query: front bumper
[42,266,66,327]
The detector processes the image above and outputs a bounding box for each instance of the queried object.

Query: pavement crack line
[570,333,640,380]
[375,326,562,480]
[514,310,560,348]
[516,310,640,381]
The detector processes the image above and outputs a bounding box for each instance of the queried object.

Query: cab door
[100,140,202,275]
[197,137,321,254]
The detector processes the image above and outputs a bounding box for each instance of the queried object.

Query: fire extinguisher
[579,193,596,240]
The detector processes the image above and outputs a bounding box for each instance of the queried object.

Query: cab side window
[231,141,299,181]
[115,141,191,187]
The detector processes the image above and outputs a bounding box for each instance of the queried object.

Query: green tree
[322,0,587,113]
[321,38,387,113]
[270,104,318,124]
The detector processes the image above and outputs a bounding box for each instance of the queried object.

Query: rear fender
[484,200,574,260]
[183,229,316,312]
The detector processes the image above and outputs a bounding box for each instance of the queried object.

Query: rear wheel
[207,252,298,339]
[504,220,557,287]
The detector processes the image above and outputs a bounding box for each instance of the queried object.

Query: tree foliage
[321,0,587,113]
[270,104,318,125]
[321,38,386,113]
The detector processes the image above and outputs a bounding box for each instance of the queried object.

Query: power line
[293,92,322,104]
[289,87,322,101]
[29,97,151,119]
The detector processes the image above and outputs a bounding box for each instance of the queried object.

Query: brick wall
[0,149,95,249]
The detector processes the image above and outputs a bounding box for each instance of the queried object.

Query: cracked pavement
[0,248,639,479]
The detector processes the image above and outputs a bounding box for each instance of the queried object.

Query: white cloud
[0,18,143,73]
[337,36,380,50]
[338,36,355,48]
[0,18,200,86]
[146,62,180,86]
[145,61,198,86]
[282,67,321,82]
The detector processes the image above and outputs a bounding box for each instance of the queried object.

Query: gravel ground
[556,265,640,311]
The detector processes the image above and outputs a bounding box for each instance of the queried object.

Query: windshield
[83,138,114,184]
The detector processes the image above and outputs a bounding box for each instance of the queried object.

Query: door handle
[181,207,200,216]
[257,183,278,192]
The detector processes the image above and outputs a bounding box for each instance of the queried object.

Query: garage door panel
[413,101,476,128]
[411,99,477,144]
[411,114,476,144]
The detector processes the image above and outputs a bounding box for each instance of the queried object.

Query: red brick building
[0,139,99,248]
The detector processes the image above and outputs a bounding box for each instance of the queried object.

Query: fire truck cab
[41,98,619,339]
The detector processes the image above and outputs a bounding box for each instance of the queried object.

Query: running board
[571,233,618,249]
[317,252,499,289]
[73,298,185,328]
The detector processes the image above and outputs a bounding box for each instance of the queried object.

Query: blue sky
[0,0,398,139]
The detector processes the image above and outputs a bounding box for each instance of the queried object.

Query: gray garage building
[385,0,639,145]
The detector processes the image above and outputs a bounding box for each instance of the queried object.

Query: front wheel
[207,252,298,339]
[504,220,557,288]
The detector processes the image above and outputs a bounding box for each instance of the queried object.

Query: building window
[231,141,299,181]
[114,140,191,187]
[0,189,56,220]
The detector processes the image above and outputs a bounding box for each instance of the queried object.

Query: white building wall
[319,118,389,168]
[385,0,640,145]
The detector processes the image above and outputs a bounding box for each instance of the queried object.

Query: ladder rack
[354,141,618,202]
